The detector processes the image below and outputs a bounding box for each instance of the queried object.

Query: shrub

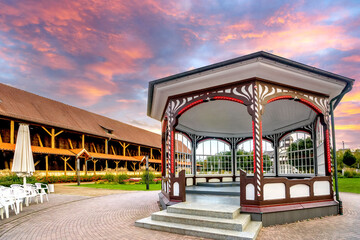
[154,173,162,178]
[141,170,155,184]
[117,174,129,184]
[344,170,354,178]
[103,173,116,182]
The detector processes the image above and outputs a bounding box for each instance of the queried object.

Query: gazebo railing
[161,170,186,202]
[239,169,333,206]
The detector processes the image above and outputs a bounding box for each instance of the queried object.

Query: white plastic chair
[0,188,17,218]
[35,183,50,194]
[11,187,27,211]
[34,183,49,202]
[0,202,4,219]
[24,185,39,205]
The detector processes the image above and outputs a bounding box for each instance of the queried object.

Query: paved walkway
[0,186,359,239]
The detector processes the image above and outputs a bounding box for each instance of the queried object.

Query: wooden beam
[0,132,2,143]
[34,160,41,167]
[51,128,55,148]
[36,134,43,147]
[42,126,52,136]
[105,139,108,154]
[138,146,141,156]
[119,142,130,156]
[111,146,116,155]
[150,148,153,159]
[91,143,98,153]
[92,159,98,174]
[45,155,49,177]
[131,162,137,175]
[54,130,63,137]
[82,134,85,149]
[66,162,75,171]
[10,120,14,144]
[85,160,88,175]
[61,157,70,175]
[115,160,120,172]
[68,139,73,149]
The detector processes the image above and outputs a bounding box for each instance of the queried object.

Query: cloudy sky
[0,0,359,149]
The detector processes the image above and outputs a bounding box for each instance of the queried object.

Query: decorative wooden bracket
[42,126,63,148]
[119,142,130,156]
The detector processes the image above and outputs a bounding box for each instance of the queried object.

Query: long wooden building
[0,83,162,176]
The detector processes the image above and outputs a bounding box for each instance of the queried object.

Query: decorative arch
[174,131,193,175]
[196,138,232,175]
[236,138,275,176]
[257,82,329,117]
[278,131,314,176]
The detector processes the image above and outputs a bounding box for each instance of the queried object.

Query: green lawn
[71,183,162,191]
[337,178,360,194]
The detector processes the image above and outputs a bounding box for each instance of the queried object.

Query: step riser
[151,214,249,231]
[167,207,239,219]
[186,190,240,196]
[196,183,241,187]
[135,221,255,240]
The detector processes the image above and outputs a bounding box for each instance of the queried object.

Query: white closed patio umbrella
[11,123,35,186]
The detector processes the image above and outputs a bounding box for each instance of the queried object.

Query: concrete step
[151,210,251,231]
[167,202,240,219]
[135,216,262,240]
[196,182,241,187]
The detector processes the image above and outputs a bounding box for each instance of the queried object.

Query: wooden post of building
[93,159,98,175]
[150,148,153,159]
[115,161,120,172]
[77,157,80,185]
[138,146,141,156]
[45,155,49,177]
[10,120,14,144]
[85,160,88,175]
[82,134,85,149]
[62,157,70,176]
[51,128,55,148]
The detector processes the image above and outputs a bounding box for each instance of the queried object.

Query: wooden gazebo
[147,51,354,224]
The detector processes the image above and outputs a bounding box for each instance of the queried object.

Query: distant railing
[161,170,186,202]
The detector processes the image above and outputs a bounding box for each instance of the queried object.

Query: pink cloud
[342,55,360,62]
[117,99,139,103]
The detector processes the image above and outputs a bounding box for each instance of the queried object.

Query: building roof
[0,143,161,163]
[0,83,160,148]
[148,51,355,120]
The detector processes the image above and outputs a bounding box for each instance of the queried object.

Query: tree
[336,150,345,169]
[343,150,356,167]
[353,149,360,169]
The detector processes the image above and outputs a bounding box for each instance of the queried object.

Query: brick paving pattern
[0,188,359,240]
[258,192,360,240]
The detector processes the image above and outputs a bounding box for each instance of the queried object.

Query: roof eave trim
[147,51,355,117]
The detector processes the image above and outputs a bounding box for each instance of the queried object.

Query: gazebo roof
[148,51,354,121]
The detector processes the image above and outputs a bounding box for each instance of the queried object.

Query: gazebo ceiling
[148,51,353,121]
[176,99,315,137]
